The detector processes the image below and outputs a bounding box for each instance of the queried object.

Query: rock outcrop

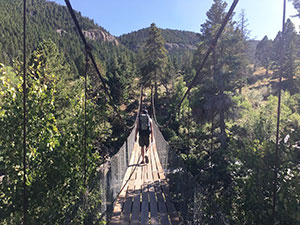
[56,29,67,36]
[165,42,197,51]
[82,29,119,45]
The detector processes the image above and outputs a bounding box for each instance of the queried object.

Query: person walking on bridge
[135,109,153,164]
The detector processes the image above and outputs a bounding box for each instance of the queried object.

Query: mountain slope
[119,27,200,53]
[0,0,121,74]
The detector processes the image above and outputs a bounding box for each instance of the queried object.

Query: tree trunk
[219,102,227,151]
[154,80,158,105]
[211,114,214,153]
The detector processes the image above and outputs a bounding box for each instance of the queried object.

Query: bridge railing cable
[153,121,229,224]
[151,0,239,129]
[272,0,286,223]
[64,0,138,130]
[22,0,28,224]
[64,121,138,224]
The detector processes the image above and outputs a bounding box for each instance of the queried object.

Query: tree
[187,0,248,223]
[192,0,246,151]
[0,40,111,224]
[291,0,300,13]
[106,53,136,106]
[237,9,250,94]
[141,23,168,98]
[272,19,298,93]
[255,35,273,74]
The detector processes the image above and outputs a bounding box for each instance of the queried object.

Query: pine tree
[141,23,168,98]
[237,9,250,94]
[291,0,300,13]
[273,19,298,93]
[192,0,245,151]
[189,1,248,222]
[255,35,273,74]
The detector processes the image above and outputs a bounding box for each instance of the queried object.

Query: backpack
[138,113,151,135]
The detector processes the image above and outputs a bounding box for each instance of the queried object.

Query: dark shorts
[139,134,150,147]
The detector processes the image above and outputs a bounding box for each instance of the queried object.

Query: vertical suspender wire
[272,0,286,223]
[187,93,190,152]
[23,0,27,224]
[83,51,89,225]
[84,52,89,187]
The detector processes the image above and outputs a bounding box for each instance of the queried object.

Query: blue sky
[50,0,300,40]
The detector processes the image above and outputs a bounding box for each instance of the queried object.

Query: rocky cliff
[83,29,119,45]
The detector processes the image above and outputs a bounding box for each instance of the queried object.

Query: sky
[50,0,300,40]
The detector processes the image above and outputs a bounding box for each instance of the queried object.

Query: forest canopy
[0,0,300,224]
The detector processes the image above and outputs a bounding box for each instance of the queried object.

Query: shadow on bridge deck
[109,138,181,225]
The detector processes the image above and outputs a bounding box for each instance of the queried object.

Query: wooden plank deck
[109,137,181,225]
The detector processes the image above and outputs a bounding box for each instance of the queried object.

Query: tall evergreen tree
[237,9,250,94]
[141,23,168,98]
[189,1,248,222]
[273,19,298,93]
[255,35,273,74]
[192,0,245,151]
[291,0,300,13]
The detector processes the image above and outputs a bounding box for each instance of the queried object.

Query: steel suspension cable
[151,86,174,128]
[64,0,136,130]
[23,0,27,224]
[97,152,142,222]
[272,0,286,223]
[178,0,239,110]
[83,51,89,186]
[151,0,239,129]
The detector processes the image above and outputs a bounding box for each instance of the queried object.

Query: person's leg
[141,146,145,163]
[144,136,150,163]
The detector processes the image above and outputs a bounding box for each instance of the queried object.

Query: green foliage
[106,53,137,105]
[0,0,131,77]
[255,35,273,74]
[227,91,300,224]
[140,23,168,88]
[273,19,299,93]
[0,41,111,224]
[164,1,300,224]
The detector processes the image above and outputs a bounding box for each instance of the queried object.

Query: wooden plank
[122,143,139,187]
[141,184,149,225]
[153,144,165,181]
[149,145,159,181]
[119,194,133,225]
[158,201,170,225]
[141,201,149,225]
[166,201,181,225]
[147,146,154,183]
[155,183,170,225]
[131,191,141,225]
[161,181,181,225]
[149,186,159,224]
[152,144,166,180]
[110,136,181,225]
[136,163,142,189]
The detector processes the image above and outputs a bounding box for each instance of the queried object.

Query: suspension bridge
[109,132,180,224]
[14,0,289,224]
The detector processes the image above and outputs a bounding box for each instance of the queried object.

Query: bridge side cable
[151,0,239,129]
[272,0,286,223]
[23,0,28,224]
[64,0,138,130]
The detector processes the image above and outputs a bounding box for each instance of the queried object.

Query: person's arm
[135,120,139,142]
[150,120,154,142]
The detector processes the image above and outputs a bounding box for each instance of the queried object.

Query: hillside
[119,28,200,52]
[246,39,259,64]
[0,0,122,74]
